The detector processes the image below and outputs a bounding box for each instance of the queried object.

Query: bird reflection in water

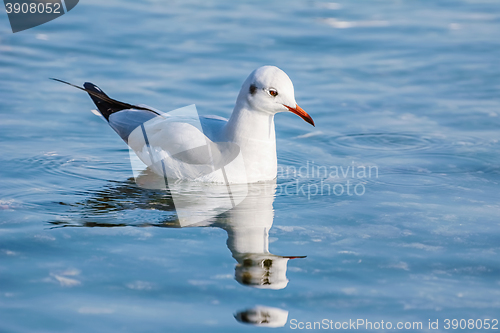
[235,306,289,328]
[52,169,305,327]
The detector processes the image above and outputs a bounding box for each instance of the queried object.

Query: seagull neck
[226,105,276,144]
[225,103,278,182]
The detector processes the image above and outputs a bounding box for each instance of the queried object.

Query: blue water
[1,0,500,332]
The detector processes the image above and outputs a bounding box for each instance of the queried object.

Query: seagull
[53,66,314,184]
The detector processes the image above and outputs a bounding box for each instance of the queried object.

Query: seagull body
[58,66,314,184]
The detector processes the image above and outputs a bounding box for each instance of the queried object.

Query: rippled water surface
[1,1,500,332]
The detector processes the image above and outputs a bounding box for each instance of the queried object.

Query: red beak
[284,104,315,127]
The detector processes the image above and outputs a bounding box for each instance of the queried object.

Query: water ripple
[18,153,128,182]
[331,133,440,152]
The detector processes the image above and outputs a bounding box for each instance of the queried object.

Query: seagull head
[238,66,315,126]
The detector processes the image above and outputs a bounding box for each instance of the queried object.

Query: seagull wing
[52,79,238,182]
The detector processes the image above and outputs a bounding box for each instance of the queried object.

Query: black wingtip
[50,78,87,92]
[83,82,105,94]
[50,78,160,120]
[83,82,110,99]
[82,83,117,120]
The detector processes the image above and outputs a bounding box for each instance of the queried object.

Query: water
[1,0,500,331]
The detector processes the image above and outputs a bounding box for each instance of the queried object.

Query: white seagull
[53,66,314,184]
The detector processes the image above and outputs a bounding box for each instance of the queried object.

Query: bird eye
[269,89,278,97]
